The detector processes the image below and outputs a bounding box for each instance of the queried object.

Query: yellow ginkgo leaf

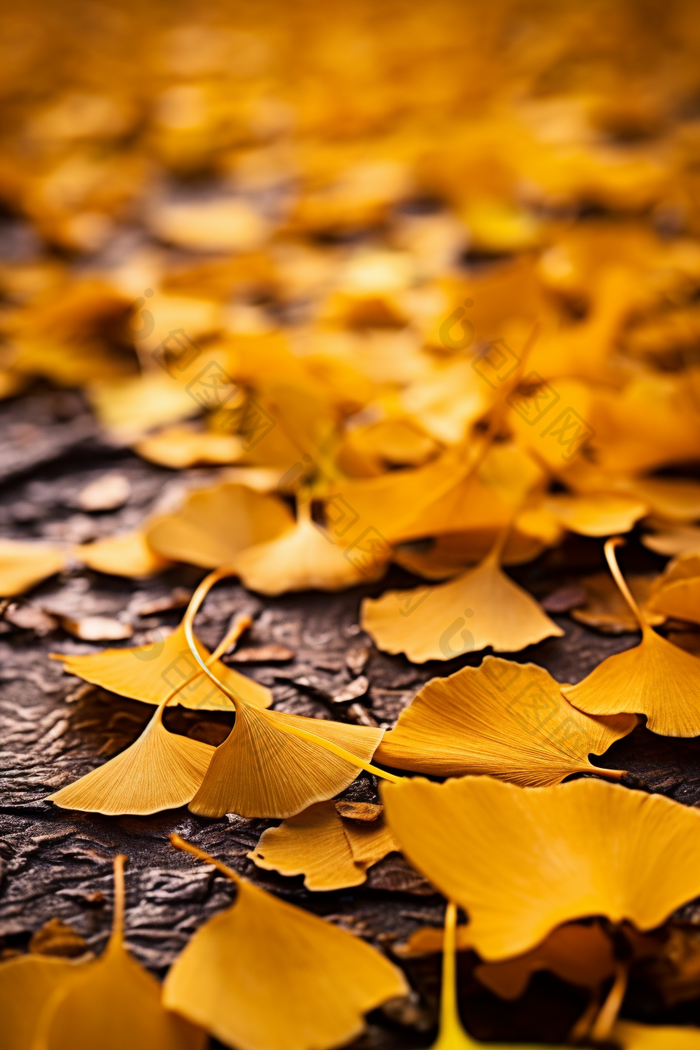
[375,656,635,785]
[381,775,700,961]
[425,901,566,1050]
[248,800,398,890]
[362,532,563,663]
[76,530,171,577]
[642,524,700,558]
[393,528,546,579]
[646,555,700,626]
[51,620,271,712]
[233,500,388,594]
[46,615,249,815]
[31,855,206,1050]
[563,538,700,736]
[135,423,244,469]
[0,954,83,1050]
[0,539,66,596]
[145,482,294,568]
[613,476,700,524]
[541,492,648,537]
[177,568,397,819]
[189,701,386,819]
[571,571,664,634]
[613,1021,700,1049]
[163,836,407,1050]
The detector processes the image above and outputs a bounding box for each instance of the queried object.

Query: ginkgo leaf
[189,702,386,819]
[563,538,700,736]
[0,540,66,596]
[248,800,398,890]
[0,954,83,1050]
[31,855,205,1050]
[425,901,566,1050]
[145,482,294,568]
[177,568,398,819]
[48,710,214,816]
[646,555,700,626]
[362,532,563,662]
[51,621,271,711]
[375,656,635,785]
[76,530,171,577]
[44,616,251,814]
[233,500,388,594]
[570,571,664,634]
[613,1021,700,1049]
[135,424,244,469]
[381,775,700,961]
[540,492,648,537]
[163,836,408,1050]
[47,615,266,815]
[642,524,700,558]
[398,919,616,999]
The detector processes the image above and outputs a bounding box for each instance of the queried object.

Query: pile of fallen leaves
[2,0,700,1047]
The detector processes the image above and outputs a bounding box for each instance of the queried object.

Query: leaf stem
[604,537,649,633]
[170,833,242,885]
[110,853,127,948]
[431,902,475,1050]
[182,569,401,783]
[590,961,628,1042]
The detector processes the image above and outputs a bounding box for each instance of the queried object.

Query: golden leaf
[563,539,700,736]
[145,481,294,568]
[163,836,407,1050]
[381,775,700,961]
[642,524,700,558]
[47,614,254,815]
[646,555,700,626]
[0,540,66,596]
[0,955,82,1050]
[76,530,171,577]
[248,800,397,890]
[613,1022,700,1049]
[233,500,387,594]
[178,569,397,819]
[571,571,664,634]
[539,492,648,537]
[31,855,205,1050]
[362,532,563,662]
[51,619,270,712]
[375,656,634,785]
[135,423,244,468]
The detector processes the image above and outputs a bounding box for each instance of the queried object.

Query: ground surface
[2,386,700,1046]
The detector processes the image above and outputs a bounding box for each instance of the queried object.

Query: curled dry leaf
[51,620,271,711]
[375,656,634,785]
[233,501,388,595]
[0,539,66,596]
[563,539,700,736]
[77,472,131,511]
[145,481,294,568]
[381,775,700,961]
[163,836,407,1050]
[362,531,563,663]
[76,530,171,578]
[59,615,133,641]
[31,855,206,1050]
[248,800,398,891]
[646,555,700,626]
